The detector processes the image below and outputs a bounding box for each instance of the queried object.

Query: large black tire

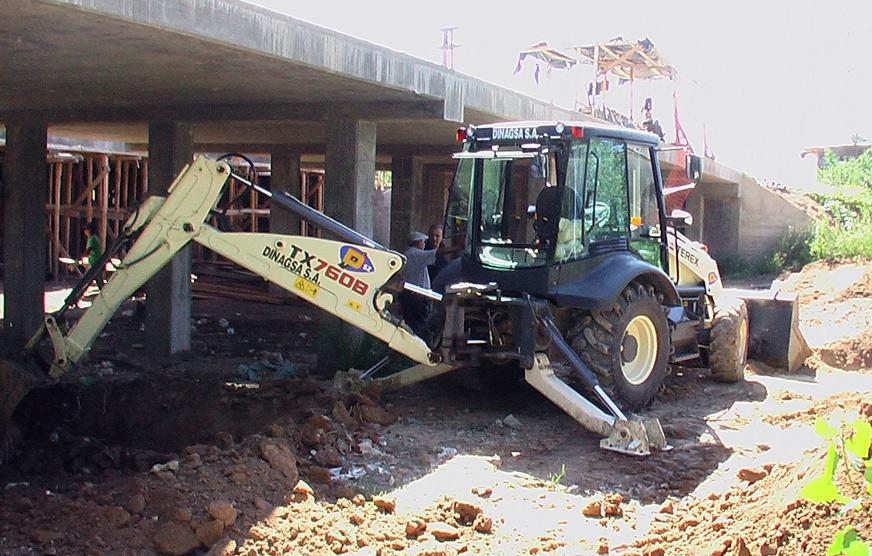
[568,282,671,410]
[709,297,749,382]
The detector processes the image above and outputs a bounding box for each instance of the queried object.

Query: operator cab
[445,122,669,302]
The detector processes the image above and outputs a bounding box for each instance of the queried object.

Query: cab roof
[471,121,660,146]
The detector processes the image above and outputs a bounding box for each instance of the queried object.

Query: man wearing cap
[400,231,437,336]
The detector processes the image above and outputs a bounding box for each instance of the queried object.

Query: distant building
[801,143,872,168]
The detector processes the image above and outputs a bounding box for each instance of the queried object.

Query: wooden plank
[85,156,93,225]
[113,158,122,237]
[99,155,109,251]
[63,161,73,275]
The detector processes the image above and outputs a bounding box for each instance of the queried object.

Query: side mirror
[686,154,702,181]
[667,209,693,227]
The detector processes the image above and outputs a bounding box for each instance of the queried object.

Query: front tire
[569,282,670,409]
[709,297,749,382]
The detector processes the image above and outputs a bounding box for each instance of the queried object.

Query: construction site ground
[1,260,871,556]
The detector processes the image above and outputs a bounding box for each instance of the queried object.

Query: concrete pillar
[145,122,193,355]
[389,156,423,251]
[324,118,376,238]
[269,149,301,235]
[2,122,47,351]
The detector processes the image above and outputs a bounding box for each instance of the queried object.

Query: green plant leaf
[845,419,872,460]
[843,539,870,556]
[803,443,850,504]
[828,527,848,556]
[816,417,840,440]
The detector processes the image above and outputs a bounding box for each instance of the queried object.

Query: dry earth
[1,260,871,555]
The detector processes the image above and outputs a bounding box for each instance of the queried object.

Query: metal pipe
[230,172,384,251]
[403,282,444,302]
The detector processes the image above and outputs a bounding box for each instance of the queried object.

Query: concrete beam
[2,101,448,125]
[2,122,47,351]
[145,122,193,355]
[324,118,377,239]
[269,148,301,235]
[390,157,423,251]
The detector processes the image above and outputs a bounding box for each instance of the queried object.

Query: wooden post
[52,162,62,280]
[99,154,109,251]
[85,156,93,226]
[113,157,122,238]
[63,161,72,272]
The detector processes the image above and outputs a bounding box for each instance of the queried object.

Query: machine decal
[294,276,319,298]
[345,299,362,312]
[262,245,321,284]
[491,127,537,141]
[339,245,375,273]
[708,272,718,285]
[678,246,699,266]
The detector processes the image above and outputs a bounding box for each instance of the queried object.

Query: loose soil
[1,261,871,555]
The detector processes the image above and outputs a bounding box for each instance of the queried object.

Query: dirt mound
[834,267,872,301]
[816,329,872,370]
[630,403,872,556]
[775,260,869,304]
[762,391,868,427]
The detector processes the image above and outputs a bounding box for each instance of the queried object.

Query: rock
[502,414,522,429]
[658,500,674,514]
[734,536,751,556]
[409,540,456,556]
[254,497,271,511]
[195,519,224,548]
[207,500,238,527]
[736,467,768,484]
[473,514,493,534]
[358,405,397,426]
[314,445,343,468]
[349,511,365,525]
[352,494,366,506]
[293,480,315,496]
[205,539,236,556]
[300,422,327,447]
[184,452,203,469]
[429,521,460,541]
[373,495,397,513]
[104,506,131,528]
[259,440,299,482]
[646,548,665,556]
[453,500,483,523]
[150,460,180,474]
[153,521,200,555]
[471,486,493,498]
[332,484,357,500]
[678,517,701,531]
[405,518,427,536]
[169,507,192,523]
[603,493,623,517]
[333,401,357,428]
[308,465,333,484]
[582,500,602,518]
[125,494,147,515]
[597,538,609,554]
[32,528,62,544]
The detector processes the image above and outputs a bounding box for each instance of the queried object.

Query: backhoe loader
[0,122,809,461]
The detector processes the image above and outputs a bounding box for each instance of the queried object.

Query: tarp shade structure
[572,37,676,82]
[514,42,577,84]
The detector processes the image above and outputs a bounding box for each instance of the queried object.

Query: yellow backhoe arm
[42,156,434,379]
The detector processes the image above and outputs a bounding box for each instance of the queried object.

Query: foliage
[817,148,872,190]
[769,226,814,273]
[801,416,872,554]
[548,463,566,488]
[314,320,390,376]
[807,191,872,260]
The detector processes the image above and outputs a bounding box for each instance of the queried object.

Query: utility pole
[440,27,459,70]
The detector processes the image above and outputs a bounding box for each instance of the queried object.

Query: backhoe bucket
[728,289,811,372]
[0,358,44,462]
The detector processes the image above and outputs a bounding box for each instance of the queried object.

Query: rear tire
[568,282,670,410]
[709,297,749,382]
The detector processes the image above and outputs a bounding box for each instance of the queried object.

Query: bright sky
[250,0,871,189]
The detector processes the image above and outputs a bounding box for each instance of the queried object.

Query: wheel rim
[621,315,658,385]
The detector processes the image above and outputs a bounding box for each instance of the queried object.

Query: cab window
[627,144,664,268]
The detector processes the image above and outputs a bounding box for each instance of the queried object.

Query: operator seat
[533,185,561,245]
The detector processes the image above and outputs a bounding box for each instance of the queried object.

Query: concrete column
[324,118,376,238]
[145,122,193,355]
[389,156,423,251]
[2,122,47,351]
[269,149,301,235]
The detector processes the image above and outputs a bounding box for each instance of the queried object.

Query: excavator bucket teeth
[731,290,811,372]
[600,416,670,456]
